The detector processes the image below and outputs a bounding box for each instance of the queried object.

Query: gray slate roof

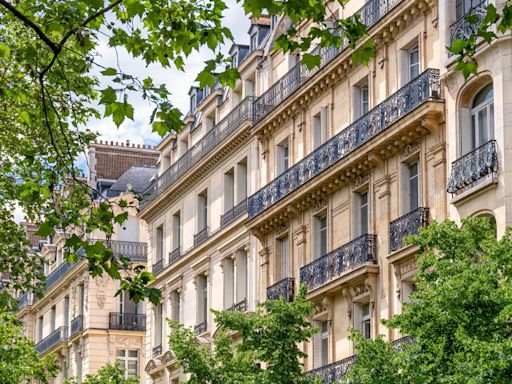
[107,165,158,194]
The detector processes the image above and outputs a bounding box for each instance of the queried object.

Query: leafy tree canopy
[0,0,510,304]
[345,217,512,384]
[65,360,138,384]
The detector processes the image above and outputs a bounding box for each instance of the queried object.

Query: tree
[168,286,320,384]
[0,295,59,384]
[0,0,510,303]
[344,217,512,384]
[65,360,138,384]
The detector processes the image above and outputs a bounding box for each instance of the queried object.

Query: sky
[89,0,250,147]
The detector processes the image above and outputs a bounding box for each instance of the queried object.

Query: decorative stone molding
[352,174,370,190]
[400,141,421,160]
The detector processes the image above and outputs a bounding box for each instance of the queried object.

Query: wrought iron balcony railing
[109,312,146,331]
[141,97,255,208]
[152,259,163,275]
[447,140,497,195]
[227,299,247,312]
[248,69,441,219]
[152,344,162,357]
[449,0,489,50]
[300,234,377,292]
[17,292,32,308]
[70,315,83,337]
[169,246,182,266]
[389,207,429,252]
[306,355,356,384]
[46,260,78,291]
[220,199,248,228]
[267,277,295,301]
[392,335,415,352]
[193,227,209,247]
[194,320,207,335]
[35,326,68,355]
[104,240,147,262]
[253,0,402,123]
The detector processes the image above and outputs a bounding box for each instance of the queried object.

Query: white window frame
[470,87,494,149]
[276,140,290,175]
[116,349,139,378]
[408,44,420,82]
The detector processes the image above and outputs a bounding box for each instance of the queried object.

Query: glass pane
[362,303,370,317]
[281,237,289,279]
[320,217,327,256]
[128,350,138,358]
[471,114,477,149]
[116,350,125,357]
[127,361,138,377]
[489,103,494,140]
[478,108,488,145]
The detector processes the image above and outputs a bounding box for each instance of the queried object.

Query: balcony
[109,312,146,331]
[227,299,247,312]
[300,235,377,292]
[70,315,83,337]
[17,292,32,308]
[220,199,248,228]
[169,246,182,266]
[389,207,429,252]
[45,260,78,291]
[392,335,415,352]
[194,320,207,335]
[152,344,162,357]
[35,326,68,355]
[141,96,255,209]
[449,0,489,50]
[104,240,147,262]
[248,69,441,220]
[447,140,497,195]
[306,355,356,384]
[267,277,295,301]
[253,0,402,123]
[152,259,163,275]
[193,227,209,247]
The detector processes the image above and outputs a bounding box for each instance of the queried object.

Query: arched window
[470,83,494,149]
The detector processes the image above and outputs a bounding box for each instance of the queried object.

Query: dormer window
[232,52,238,68]
[250,33,258,51]
[271,14,279,30]
[190,95,196,113]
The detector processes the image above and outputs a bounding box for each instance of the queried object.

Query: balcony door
[470,84,494,151]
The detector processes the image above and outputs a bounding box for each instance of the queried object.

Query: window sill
[450,175,498,206]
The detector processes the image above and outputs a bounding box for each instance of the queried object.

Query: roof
[107,165,158,194]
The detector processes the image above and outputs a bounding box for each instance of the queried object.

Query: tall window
[50,306,56,332]
[231,52,238,68]
[224,168,235,212]
[250,33,258,51]
[276,140,289,175]
[354,79,369,118]
[64,296,70,329]
[197,275,208,325]
[155,225,163,262]
[456,0,480,18]
[37,316,43,341]
[277,236,289,280]
[361,303,371,339]
[118,290,142,314]
[236,250,248,304]
[198,190,208,232]
[116,350,139,378]
[313,107,328,149]
[471,84,494,149]
[313,214,328,259]
[153,304,163,348]
[355,191,369,236]
[223,257,235,309]
[170,290,181,322]
[79,284,85,316]
[408,162,419,212]
[236,158,248,204]
[172,211,181,251]
[408,45,420,81]
[313,320,329,368]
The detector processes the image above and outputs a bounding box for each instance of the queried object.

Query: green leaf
[125,0,145,18]
[0,43,10,59]
[35,222,54,237]
[301,53,321,70]
[101,67,117,76]
[448,39,467,55]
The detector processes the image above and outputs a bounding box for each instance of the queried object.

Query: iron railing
[152,345,162,356]
[169,246,182,266]
[17,292,32,308]
[35,326,68,355]
[109,312,146,331]
[227,299,247,312]
[141,97,255,208]
[152,259,164,275]
[103,240,147,262]
[389,207,429,252]
[300,234,377,292]
[306,355,356,384]
[194,320,207,335]
[70,315,83,337]
[248,69,441,219]
[253,0,402,122]
[45,260,78,291]
[267,277,295,301]
[449,0,489,50]
[392,335,415,352]
[220,199,248,228]
[193,227,209,247]
[447,140,497,195]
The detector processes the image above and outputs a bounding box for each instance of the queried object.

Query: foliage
[344,217,512,384]
[0,302,59,384]
[168,285,320,384]
[65,360,138,384]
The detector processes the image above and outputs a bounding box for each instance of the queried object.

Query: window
[277,236,290,280]
[470,84,494,149]
[155,225,163,262]
[276,140,289,175]
[354,79,369,118]
[250,33,258,51]
[37,316,43,341]
[190,93,197,112]
[355,191,369,236]
[408,45,420,81]
[205,113,215,132]
[361,303,371,339]
[223,257,235,309]
[236,250,248,304]
[312,107,328,149]
[313,320,329,368]
[456,0,480,18]
[402,280,417,304]
[408,162,419,212]
[224,168,235,212]
[79,284,85,316]
[236,158,248,204]
[197,275,208,325]
[198,190,208,232]
[271,14,279,29]
[170,290,181,322]
[313,215,328,259]
[153,304,163,348]
[172,211,181,251]
[64,296,69,329]
[50,306,56,332]
[118,290,142,314]
[232,52,238,68]
[116,350,139,378]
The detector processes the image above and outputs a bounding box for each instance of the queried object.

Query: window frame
[116,349,139,379]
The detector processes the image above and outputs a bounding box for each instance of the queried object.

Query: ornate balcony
[104,240,147,262]
[389,207,429,252]
[306,355,356,384]
[253,0,402,123]
[193,227,209,247]
[248,69,441,220]
[35,326,68,355]
[227,299,247,312]
[152,259,163,275]
[194,320,207,335]
[447,140,497,195]
[109,312,146,331]
[169,246,182,266]
[17,292,32,308]
[70,315,83,337]
[220,199,247,228]
[152,345,162,357]
[449,0,489,50]
[46,260,78,291]
[392,335,415,352]
[267,277,295,301]
[300,234,377,292]
[141,97,255,208]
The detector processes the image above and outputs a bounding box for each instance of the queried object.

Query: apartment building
[17,143,158,383]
